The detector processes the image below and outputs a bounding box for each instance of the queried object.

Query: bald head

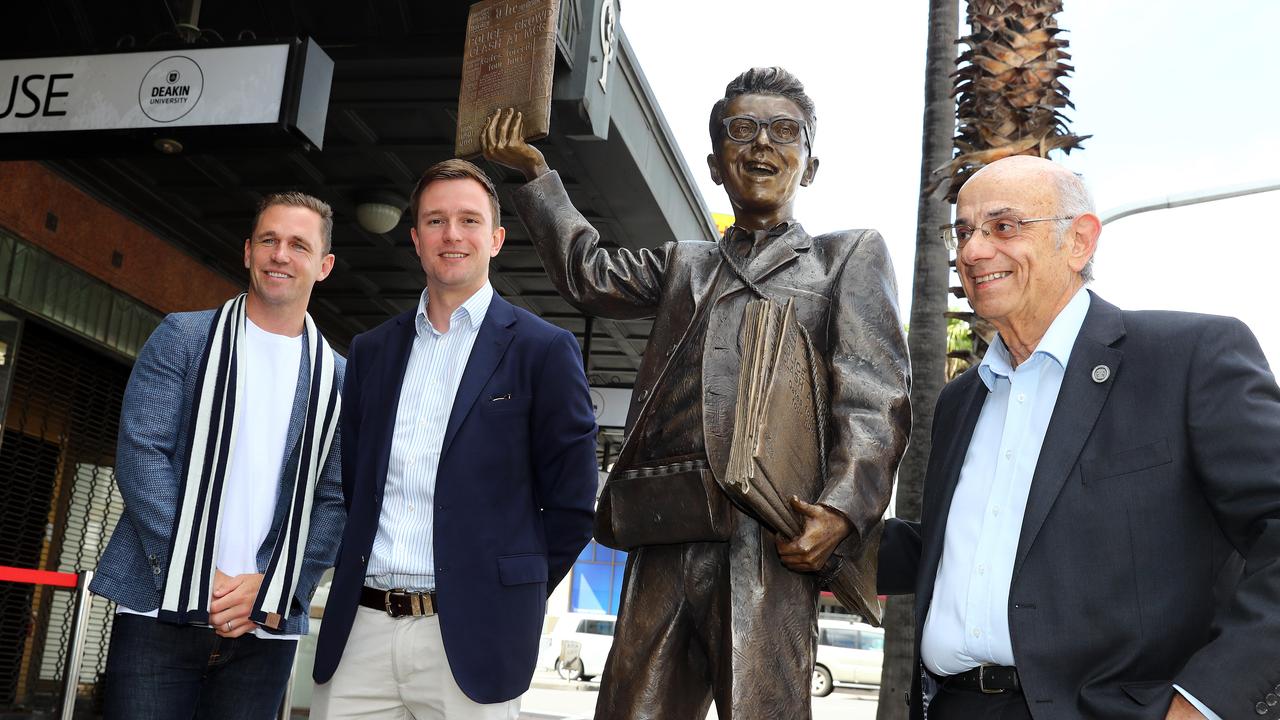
[965,154,1071,188]
[952,155,1102,360]
[959,156,1097,282]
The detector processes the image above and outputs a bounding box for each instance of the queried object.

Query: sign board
[554,0,619,142]
[455,0,559,158]
[0,38,333,157]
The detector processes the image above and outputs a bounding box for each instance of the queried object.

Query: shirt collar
[415,282,494,338]
[724,220,796,244]
[978,287,1092,390]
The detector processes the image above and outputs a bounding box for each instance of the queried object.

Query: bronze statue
[482,67,910,720]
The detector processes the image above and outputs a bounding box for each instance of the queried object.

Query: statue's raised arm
[484,68,910,720]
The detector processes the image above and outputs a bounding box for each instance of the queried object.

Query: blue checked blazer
[90,308,346,635]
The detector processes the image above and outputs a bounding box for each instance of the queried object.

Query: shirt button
[977,564,985,575]
[971,628,981,638]
[408,505,415,512]
[1017,393,1026,403]
[992,506,1001,517]
[1004,450,1013,461]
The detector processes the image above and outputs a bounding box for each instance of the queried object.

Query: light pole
[1100,178,1280,225]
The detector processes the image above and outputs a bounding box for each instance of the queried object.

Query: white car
[537,612,616,681]
[812,618,884,696]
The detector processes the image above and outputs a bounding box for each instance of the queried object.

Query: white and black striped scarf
[158,294,340,630]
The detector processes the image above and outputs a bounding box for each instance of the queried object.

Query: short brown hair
[408,159,501,229]
[253,192,334,253]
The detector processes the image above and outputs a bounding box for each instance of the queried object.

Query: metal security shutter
[0,430,59,709]
[0,320,127,715]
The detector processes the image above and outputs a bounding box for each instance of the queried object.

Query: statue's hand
[776,496,853,573]
[481,108,550,181]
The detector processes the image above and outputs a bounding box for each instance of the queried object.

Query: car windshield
[578,619,616,636]
[821,628,857,649]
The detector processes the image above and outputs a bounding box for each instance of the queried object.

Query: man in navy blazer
[312,159,597,718]
[879,156,1280,719]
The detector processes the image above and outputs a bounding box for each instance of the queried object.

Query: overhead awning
[0,0,715,389]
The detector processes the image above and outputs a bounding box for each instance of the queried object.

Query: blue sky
[623,1,1280,362]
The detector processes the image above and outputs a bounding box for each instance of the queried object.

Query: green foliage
[947,314,973,353]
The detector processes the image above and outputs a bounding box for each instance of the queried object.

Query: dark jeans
[102,613,298,720]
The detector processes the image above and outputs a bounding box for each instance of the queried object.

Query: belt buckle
[383,589,397,617]
[978,666,1003,695]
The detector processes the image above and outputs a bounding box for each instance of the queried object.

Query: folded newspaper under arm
[721,298,884,626]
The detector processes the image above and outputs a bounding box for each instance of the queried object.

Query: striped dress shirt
[366,282,493,592]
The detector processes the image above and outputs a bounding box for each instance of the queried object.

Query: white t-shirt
[119,318,302,640]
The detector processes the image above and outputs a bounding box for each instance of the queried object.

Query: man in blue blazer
[312,159,597,719]
[92,192,346,719]
[879,156,1280,719]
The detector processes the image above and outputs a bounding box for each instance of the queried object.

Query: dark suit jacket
[880,292,1280,720]
[312,292,598,704]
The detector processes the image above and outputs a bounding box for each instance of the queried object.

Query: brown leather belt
[359,586,437,618]
[943,665,1020,694]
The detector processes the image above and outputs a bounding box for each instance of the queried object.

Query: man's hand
[209,569,263,639]
[776,497,853,573]
[1166,693,1208,719]
[481,108,550,181]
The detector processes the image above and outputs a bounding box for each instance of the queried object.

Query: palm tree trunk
[941,0,1088,199]
[875,1,958,718]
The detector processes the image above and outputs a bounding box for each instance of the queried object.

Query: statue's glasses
[940,215,1075,251]
[721,115,810,151]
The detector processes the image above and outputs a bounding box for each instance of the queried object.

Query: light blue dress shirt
[922,288,1091,675]
[919,287,1219,719]
[366,283,493,592]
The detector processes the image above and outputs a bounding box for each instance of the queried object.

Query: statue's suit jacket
[312,292,597,704]
[879,293,1280,719]
[90,309,345,636]
[513,171,910,548]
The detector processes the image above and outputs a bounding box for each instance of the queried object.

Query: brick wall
[0,161,240,314]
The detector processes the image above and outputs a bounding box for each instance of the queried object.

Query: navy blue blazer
[880,293,1280,719]
[313,292,598,703]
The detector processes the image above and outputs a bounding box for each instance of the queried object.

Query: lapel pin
[1091,365,1111,383]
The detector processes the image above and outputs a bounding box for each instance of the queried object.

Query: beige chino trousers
[312,606,520,720]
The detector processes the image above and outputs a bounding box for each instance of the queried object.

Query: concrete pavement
[519,671,880,720]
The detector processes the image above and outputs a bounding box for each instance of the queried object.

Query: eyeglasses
[940,215,1075,251]
[721,115,810,150]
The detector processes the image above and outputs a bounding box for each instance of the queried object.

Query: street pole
[1100,179,1280,225]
